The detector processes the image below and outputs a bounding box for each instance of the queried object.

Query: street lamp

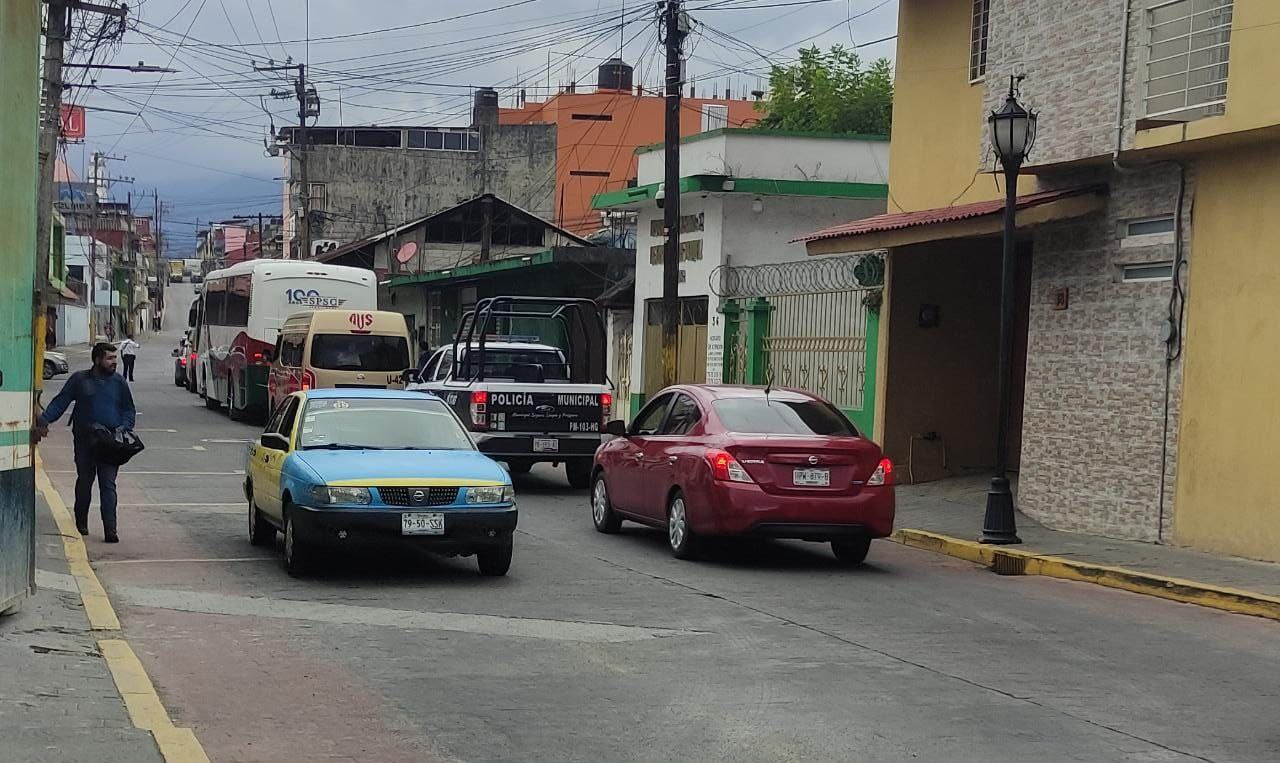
[981,76,1037,545]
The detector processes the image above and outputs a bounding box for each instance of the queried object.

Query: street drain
[991,551,1028,576]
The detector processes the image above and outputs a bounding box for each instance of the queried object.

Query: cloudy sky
[64,0,898,255]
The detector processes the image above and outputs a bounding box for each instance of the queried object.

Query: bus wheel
[227,374,245,421]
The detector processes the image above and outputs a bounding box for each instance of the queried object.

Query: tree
[755,46,893,135]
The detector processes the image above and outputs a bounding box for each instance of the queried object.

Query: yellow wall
[889,0,1002,212]
[1175,143,1280,562]
[1134,1,1280,152]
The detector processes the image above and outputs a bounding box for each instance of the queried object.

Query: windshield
[299,398,474,450]
[310,334,410,372]
[712,397,858,437]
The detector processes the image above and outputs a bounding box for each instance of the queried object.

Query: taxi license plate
[793,468,830,487]
[401,513,445,536]
[533,438,559,453]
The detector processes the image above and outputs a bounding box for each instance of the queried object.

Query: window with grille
[307,183,327,212]
[1144,0,1232,121]
[701,104,729,131]
[969,0,991,82]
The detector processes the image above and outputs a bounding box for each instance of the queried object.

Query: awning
[796,184,1108,255]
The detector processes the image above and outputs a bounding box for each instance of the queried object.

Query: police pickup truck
[406,297,612,488]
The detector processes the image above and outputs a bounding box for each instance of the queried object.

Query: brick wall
[1018,164,1190,541]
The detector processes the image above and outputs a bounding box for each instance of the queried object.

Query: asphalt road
[37,288,1280,762]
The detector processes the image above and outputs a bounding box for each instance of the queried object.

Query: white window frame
[701,104,729,132]
[1141,0,1233,121]
[307,182,327,213]
[969,0,991,83]
[1118,261,1175,283]
[1120,214,1177,248]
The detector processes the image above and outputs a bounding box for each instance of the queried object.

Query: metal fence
[763,289,874,411]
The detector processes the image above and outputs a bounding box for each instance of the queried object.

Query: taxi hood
[293,448,509,486]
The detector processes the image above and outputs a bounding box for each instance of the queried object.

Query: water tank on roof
[597,58,633,92]
[472,87,500,127]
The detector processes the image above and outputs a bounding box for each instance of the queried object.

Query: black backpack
[89,424,146,466]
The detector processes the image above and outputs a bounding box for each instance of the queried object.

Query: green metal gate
[715,253,884,434]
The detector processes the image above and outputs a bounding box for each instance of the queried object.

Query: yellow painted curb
[35,463,120,631]
[891,529,1280,621]
[35,460,210,762]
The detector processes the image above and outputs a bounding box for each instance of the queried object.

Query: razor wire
[709,251,887,298]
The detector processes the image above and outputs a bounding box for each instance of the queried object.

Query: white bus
[195,260,377,420]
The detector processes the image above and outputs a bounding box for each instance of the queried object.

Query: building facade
[501,59,761,235]
[594,129,889,429]
[800,0,1280,562]
[279,92,555,258]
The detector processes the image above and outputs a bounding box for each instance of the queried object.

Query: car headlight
[465,485,514,504]
[309,485,372,505]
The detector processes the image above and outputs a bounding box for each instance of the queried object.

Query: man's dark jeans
[73,437,119,532]
[122,355,136,381]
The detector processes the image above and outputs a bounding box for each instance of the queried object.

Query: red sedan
[591,385,894,565]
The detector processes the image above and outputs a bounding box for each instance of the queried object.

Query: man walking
[34,343,136,542]
[118,334,140,381]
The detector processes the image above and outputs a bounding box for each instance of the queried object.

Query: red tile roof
[794,185,1107,244]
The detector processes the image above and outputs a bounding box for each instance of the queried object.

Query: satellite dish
[396,242,419,264]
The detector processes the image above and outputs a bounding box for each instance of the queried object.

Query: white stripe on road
[135,429,178,433]
[201,438,249,444]
[106,585,704,643]
[41,445,209,452]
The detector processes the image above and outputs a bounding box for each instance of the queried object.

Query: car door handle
[632,453,644,460]
[667,456,677,463]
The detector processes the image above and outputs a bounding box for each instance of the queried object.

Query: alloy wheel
[592,480,608,525]
[668,497,687,550]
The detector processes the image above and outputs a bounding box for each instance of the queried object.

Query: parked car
[244,389,517,577]
[43,351,69,380]
[172,346,189,386]
[590,385,894,565]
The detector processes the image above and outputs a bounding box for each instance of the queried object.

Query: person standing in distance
[34,343,136,542]
[118,334,140,382]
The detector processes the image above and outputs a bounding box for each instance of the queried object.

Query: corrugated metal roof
[793,185,1107,244]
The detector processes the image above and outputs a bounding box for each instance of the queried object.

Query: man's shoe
[76,525,89,536]
[104,532,119,544]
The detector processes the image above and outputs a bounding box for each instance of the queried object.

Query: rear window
[461,349,569,381]
[310,334,410,372]
[712,397,857,437]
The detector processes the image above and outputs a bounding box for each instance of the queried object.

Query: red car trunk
[725,435,883,497]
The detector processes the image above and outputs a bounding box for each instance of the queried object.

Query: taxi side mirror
[259,432,290,451]
[401,368,418,384]
[171,348,180,357]
[604,420,628,438]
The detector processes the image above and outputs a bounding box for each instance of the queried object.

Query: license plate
[401,512,445,535]
[793,468,830,487]
[533,438,559,453]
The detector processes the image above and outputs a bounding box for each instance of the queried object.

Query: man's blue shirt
[39,369,136,435]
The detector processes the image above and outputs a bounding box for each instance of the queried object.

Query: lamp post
[982,76,1037,545]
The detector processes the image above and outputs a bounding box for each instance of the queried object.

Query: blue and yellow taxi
[244,389,516,576]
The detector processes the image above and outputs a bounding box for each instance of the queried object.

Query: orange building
[499,59,761,234]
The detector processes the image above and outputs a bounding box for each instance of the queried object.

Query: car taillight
[867,458,893,487]
[705,449,753,483]
[470,390,488,429]
[302,369,316,391]
[252,352,264,364]
[600,392,612,423]
[179,357,187,366]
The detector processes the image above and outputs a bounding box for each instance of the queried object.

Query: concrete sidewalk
[895,476,1280,615]
[0,493,161,762]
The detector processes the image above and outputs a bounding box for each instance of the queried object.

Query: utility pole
[261,61,318,259]
[34,1,127,350]
[258,213,265,259]
[660,0,688,387]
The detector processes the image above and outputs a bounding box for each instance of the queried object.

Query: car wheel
[42,361,54,380]
[667,491,701,560]
[247,493,274,547]
[591,473,622,534]
[283,507,310,577]
[477,538,513,577]
[506,460,532,475]
[565,459,592,489]
[831,537,872,567]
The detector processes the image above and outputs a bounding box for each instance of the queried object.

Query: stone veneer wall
[1018,164,1190,541]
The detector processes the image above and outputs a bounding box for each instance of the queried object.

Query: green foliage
[754,46,893,136]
